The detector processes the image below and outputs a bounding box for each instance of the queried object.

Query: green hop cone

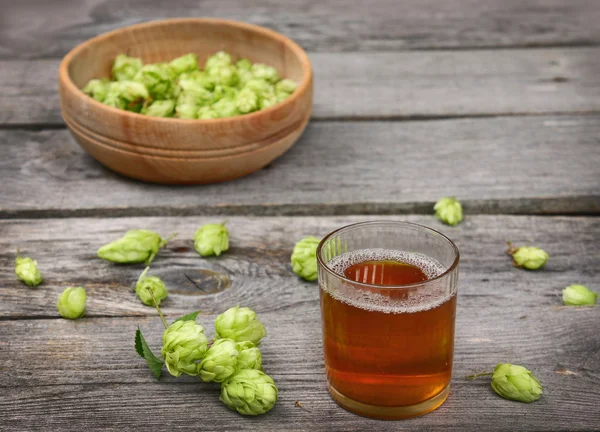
[236,88,259,114]
[103,81,149,112]
[208,64,239,87]
[236,341,263,371]
[56,287,87,319]
[212,97,240,118]
[82,78,110,102]
[15,251,43,287]
[205,51,233,70]
[175,101,198,119]
[133,64,173,100]
[168,53,198,76]
[112,54,143,81]
[491,363,542,403]
[508,243,549,270]
[434,197,463,226]
[275,79,298,95]
[220,369,278,416]
[215,306,267,345]
[161,320,208,377]
[197,106,219,119]
[291,236,320,281]
[97,229,173,265]
[178,79,213,106]
[236,58,252,71]
[251,63,280,84]
[135,267,168,306]
[562,284,597,306]
[194,223,229,257]
[197,338,239,382]
[143,100,175,118]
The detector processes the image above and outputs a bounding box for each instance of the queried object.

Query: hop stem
[465,371,494,380]
[147,287,168,329]
[506,241,518,256]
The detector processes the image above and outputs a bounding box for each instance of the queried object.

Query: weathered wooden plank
[3,48,600,125]
[1,116,599,217]
[0,215,598,318]
[0,307,598,431]
[2,0,600,60]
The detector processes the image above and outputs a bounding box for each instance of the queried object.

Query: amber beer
[317,222,459,419]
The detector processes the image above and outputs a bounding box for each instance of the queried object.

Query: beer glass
[317,221,459,419]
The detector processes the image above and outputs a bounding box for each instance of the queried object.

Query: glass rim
[316,220,460,290]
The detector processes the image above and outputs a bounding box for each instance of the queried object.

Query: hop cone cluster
[156,306,276,415]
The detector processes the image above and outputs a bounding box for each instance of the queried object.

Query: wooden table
[1,1,599,430]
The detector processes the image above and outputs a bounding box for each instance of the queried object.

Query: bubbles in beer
[323,249,455,314]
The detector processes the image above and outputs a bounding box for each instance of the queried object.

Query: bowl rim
[59,17,313,124]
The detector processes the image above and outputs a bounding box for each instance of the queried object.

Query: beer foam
[322,249,455,314]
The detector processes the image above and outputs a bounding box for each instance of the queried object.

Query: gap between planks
[1,197,599,220]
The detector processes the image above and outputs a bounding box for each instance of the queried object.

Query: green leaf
[174,311,200,323]
[134,327,145,358]
[135,326,164,379]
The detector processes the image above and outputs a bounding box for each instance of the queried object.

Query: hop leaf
[434,197,463,226]
[491,363,542,403]
[215,306,267,345]
[56,287,86,319]
[161,320,209,377]
[220,369,278,415]
[562,284,597,306]
[135,327,164,380]
[15,251,43,287]
[291,236,320,281]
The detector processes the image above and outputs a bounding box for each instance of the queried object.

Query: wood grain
[1,116,599,217]
[0,215,598,318]
[2,0,600,59]
[1,272,599,429]
[1,215,598,430]
[3,47,600,126]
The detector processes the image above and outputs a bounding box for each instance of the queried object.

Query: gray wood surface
[1,215,599,431]
[2,116,599,218]
[2,0,600,59]
[2,0,599,430]
[1,215,599,318]
[3,47,600,125]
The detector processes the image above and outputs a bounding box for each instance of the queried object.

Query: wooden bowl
[59,18,313,183]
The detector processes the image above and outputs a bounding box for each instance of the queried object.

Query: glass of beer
[317,221,459,419]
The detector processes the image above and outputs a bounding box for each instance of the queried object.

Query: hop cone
[98,229,170,265]
[291,236,320,281]
[161,320,208,377]
[57,287,87,319]
[215,306,266,345]
[236,341,263,371]
[434,197,463,226]
[15,252,43,287]
[220,369,278,415]
[491,363,542,403]
[135,267,168,306]
[197,338,239,383]
[194,223,229,257]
